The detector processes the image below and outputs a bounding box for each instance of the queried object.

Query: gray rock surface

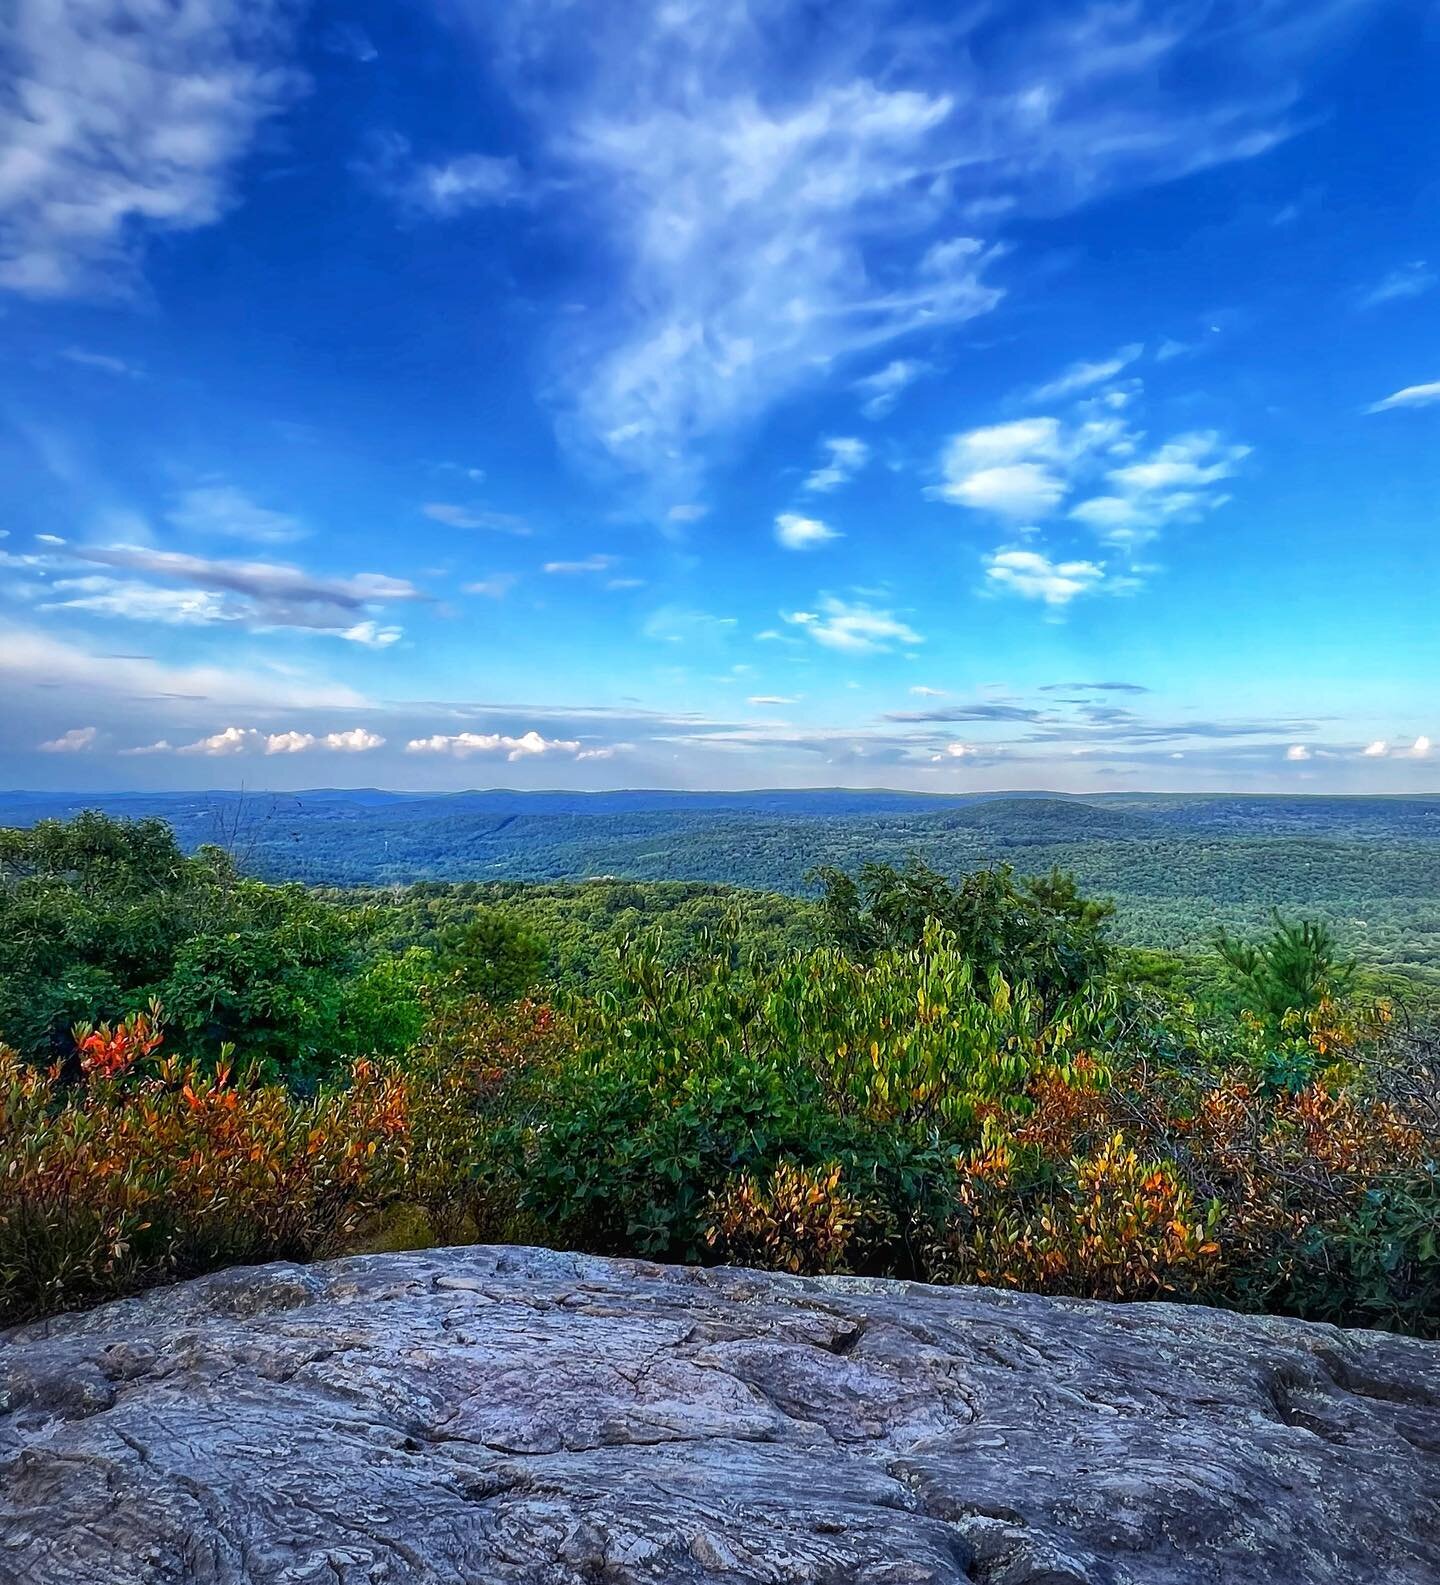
[2,1246,1438,1583]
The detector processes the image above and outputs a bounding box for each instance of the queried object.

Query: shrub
[707,1161,867,1274]
[0,1012,408,1324]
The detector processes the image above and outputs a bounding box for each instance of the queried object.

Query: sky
[1,0,1437,795]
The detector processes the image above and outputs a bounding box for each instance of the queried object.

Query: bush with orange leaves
[0,1008,411,1323]
[923,996,1439,1326]
[931,1123,1223,1300]
[706,1160,869,1274]
[394,995,572,1247]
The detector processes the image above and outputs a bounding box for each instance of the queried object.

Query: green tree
[809,858,1113,1002]
[1217,914,1355,1026]
[437,908,546,1004]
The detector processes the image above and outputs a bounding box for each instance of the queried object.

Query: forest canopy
[2,812,1437,1339]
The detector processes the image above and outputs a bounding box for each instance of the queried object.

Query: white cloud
[42,578,234,627]
[0,0,301,297]
[939,393,1249,560]
[265,731,314,755]
[357,132,523,217]
[1286,744,1311,761]
[464,574,518,598]
[910,685,947,697]
[1027,345,1142,404]
[325,728,385,752]
[130,726,389,758]
[38,725,97,753]
[265,727,386,754]
[178,726,260,757]
[423,502,531,534]
[58,347,143,378]
[405,730,582,761]
[666,503,708,524]
[642,605,737,645]
[0,621,367,714]
[853,358,929,419]
[168,484,305,544]
[748,695,797,706]
[1362,740,1389,757]
[985,549,1105,606]
[949,462,1068,520]
[339,622,402,648]
[774,512,839,551]
[1409,735,1433,760]
[463,0,1343,489]
[1367,382,1440,414]
[1069,431,1249,546]
[935,418,1091,519]
[803,437,869,494]
[1106,433,1248,495]
[544,555,617,575]
[1357,262,1435,310]
[41,543,423,642]
[784,597,921,655]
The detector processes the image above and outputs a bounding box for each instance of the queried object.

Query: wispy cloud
[642,605,737,646]
[70,545,419,610]
[0,0,301,297]
[58,347,144,379]
[543,555,618,575]
[803,437,869,494]
[356,132,524,218]
[38,544,422,644]
[423,502,531,534]
[783,597,921,655]
[1039,681,1150,695]
[1071,432,1250,546]
[1356,261,1435,310]
[853,358,930,420]
[452,0,1353,489]
[1367,381,1440,414]
[464,574,519,599]
[168,484,306,544]
[1026,345,1142,404]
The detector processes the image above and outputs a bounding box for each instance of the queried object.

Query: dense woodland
[3,789,1436,982]
[2,811,1437,1336]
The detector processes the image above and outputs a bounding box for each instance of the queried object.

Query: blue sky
[1,0,1437,793]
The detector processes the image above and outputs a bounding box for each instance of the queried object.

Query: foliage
[707,1161,866,1274]
[434,908,547,1005]
[0,1014,408,1323]
[0,814,429,1081]
[810,858,1114,1003]
[1,813,1436,1337]
[1217,914,1356,1027]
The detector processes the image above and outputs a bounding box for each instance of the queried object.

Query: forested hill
[3,788,1438,977]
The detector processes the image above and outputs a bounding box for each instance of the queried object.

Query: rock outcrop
[3,1246,1438,1583]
